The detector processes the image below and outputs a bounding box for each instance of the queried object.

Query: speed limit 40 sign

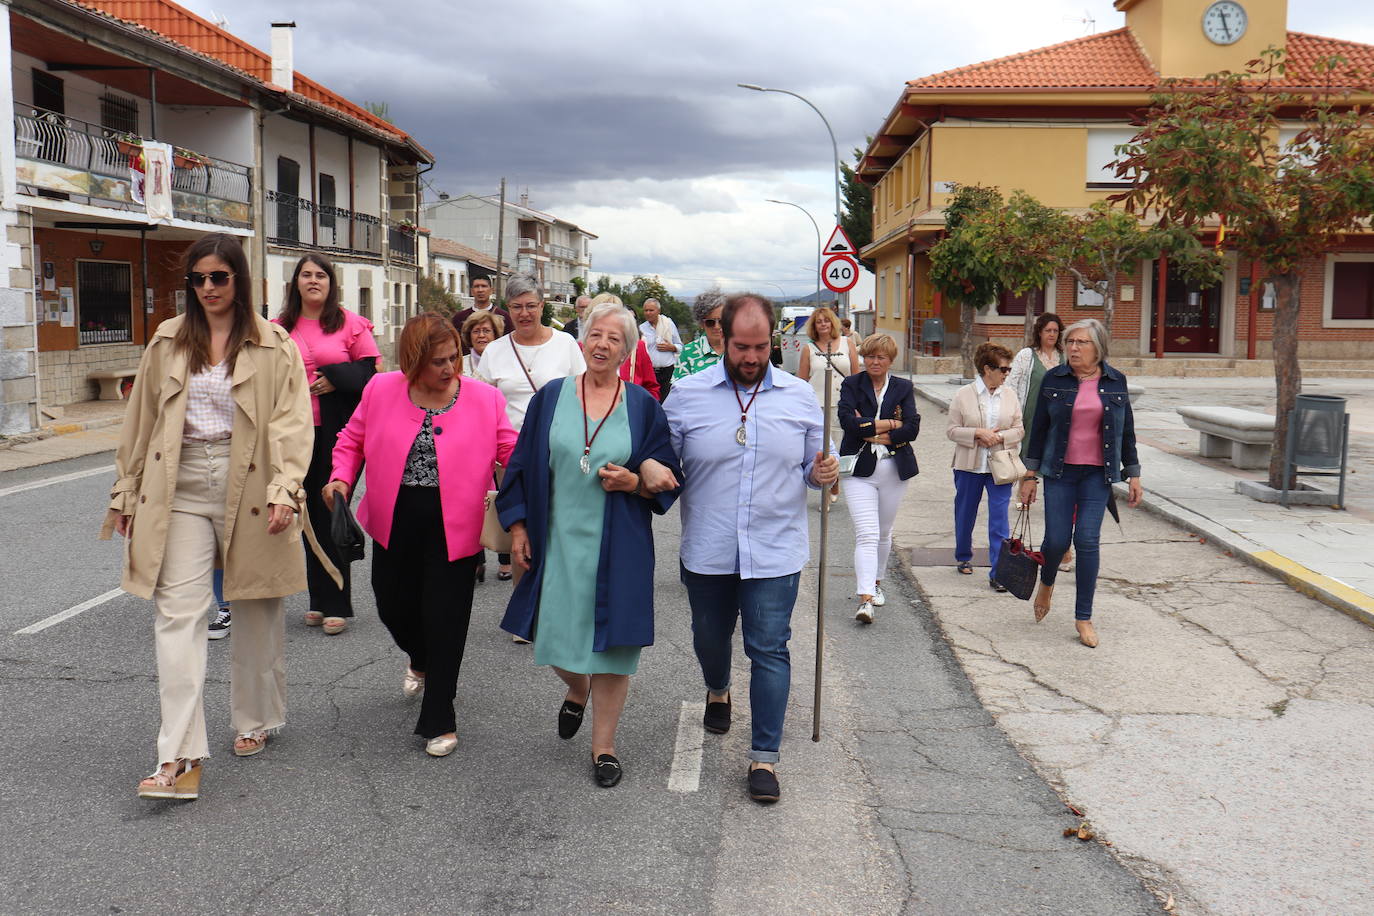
[822,254,859,293]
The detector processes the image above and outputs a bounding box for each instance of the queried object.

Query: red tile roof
[69,0,420,150]
[430,237,500,271]
[906,28,1374,93]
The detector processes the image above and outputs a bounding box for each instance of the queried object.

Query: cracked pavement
[893,390,1374,916]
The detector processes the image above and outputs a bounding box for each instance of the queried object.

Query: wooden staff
[813,354,835,742]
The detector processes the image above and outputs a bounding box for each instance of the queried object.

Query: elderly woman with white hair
[1019,318,1143,648]
[497,299,682,787]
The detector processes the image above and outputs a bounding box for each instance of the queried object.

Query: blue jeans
[680,564,800,764]
[1040,465,1111,620]
[953,470,1012,582]
[212,568,228,611]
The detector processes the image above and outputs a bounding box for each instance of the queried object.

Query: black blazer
[837,372,920,480]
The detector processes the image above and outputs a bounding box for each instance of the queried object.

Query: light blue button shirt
[665,362,830,579]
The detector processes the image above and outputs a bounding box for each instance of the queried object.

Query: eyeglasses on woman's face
[700,318,720,329]
[989,365,1012,374]
[1065,337,1094,348]
[187,271,234,288]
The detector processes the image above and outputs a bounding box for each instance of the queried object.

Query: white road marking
[668,700,706,793]
[15,588,125,635]
[0,464,114,499]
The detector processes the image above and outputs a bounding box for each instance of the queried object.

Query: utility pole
[494,178,507,303]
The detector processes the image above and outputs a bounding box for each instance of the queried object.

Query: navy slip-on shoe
[748,766,780,804]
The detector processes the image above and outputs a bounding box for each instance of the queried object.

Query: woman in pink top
[275,254,381,635]
[325,314,516,757]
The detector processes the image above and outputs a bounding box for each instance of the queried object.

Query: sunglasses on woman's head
[187,271,235,288]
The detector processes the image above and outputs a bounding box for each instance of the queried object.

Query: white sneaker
[872,586,886,607]
[855,600,874,624]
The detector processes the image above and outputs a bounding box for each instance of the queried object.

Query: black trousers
[654,365,674,402]
[372,485,479,738]
[304,429,352,616]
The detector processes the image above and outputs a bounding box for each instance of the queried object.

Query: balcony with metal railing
[265,190,385,258]
[388,224,418,265]
[550,243,577,261]
[14,103,252,228]
[518,237,538,252]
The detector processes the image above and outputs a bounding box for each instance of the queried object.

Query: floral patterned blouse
[401,393,458,487]
[671,336,722,382]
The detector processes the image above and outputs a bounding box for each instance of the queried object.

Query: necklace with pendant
[733,375,763,446]
[581,375,622,474]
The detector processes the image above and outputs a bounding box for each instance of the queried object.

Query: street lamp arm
[738,84,841,227]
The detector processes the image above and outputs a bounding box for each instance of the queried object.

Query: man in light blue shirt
[639,298,682,403]
[664,292,839,804]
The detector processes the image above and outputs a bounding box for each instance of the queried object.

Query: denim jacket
[1023,361,1140,484]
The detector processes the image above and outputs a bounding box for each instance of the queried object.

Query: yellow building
[860,0,1374,368]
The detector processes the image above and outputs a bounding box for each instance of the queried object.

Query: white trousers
[153,440,285,765]
[844,457,908,597]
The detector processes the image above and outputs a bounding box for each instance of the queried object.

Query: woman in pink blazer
[325,313,517,757]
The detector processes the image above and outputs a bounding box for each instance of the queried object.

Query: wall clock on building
[1202,1,1248,45]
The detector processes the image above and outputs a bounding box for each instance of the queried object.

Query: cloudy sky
[183,0,1370,301]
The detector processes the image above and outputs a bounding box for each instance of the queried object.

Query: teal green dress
[534,379,640,675]
[1020,350,1065,458]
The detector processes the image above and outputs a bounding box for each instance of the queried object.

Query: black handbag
[993,506,1044,601]
[329,495,366,564]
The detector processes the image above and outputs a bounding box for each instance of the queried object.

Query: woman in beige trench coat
[101,232,338,801]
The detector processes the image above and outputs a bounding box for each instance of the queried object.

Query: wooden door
[1152,264,1221,353]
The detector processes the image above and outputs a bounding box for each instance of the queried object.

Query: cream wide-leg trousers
[152,440,286,765]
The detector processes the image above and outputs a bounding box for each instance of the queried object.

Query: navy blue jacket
[837,373,921,480]
[496,378,682,650]
[1023,362,1141,484]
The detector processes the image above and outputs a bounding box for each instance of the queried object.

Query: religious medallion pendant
[580,452,591,474]
[736,425,747,446]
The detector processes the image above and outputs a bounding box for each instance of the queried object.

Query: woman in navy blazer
[837,334,920,624]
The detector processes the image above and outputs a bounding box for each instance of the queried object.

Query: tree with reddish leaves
[1113,49,1374,490]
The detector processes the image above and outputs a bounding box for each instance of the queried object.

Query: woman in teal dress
[499,301,682,787]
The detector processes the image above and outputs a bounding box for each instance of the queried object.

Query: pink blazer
[331,371,517,560]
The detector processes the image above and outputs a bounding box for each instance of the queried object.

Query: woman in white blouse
[477,274,586,582]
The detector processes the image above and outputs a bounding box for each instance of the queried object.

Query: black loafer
[703,693,731,734]
[594,753,622,787]
[558,700,585,740]
[747,766,780,803]
[990,580,1008,593]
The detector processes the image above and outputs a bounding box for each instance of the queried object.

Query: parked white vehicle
[776,307,811,375]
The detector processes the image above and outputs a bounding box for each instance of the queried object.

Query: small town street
[3,372,1372,914]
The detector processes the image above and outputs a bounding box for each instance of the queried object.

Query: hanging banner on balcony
[141,141,174,221]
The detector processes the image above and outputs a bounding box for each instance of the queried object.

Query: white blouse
[476,331,586,430]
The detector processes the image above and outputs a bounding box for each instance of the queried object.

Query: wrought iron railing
[265,190,385,258]
[388,224,417,264]
[14,103,251,228]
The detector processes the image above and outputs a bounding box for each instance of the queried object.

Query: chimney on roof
[519,190,529,207]
[270,22,296,91]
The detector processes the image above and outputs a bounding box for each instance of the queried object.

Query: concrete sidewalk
[0,400,125,472]
[906,375,1374,627]
[882,383,1374,915]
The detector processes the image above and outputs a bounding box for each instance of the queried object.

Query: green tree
[1060,203,1224,339]
[841,143,875,271]
[418,272,460,315]
[1113,49,1374,489]
[928,184,1004,379]
[571,276,587,298]
[965,191,1072,344]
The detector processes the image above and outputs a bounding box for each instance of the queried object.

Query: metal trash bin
[921,318,945,356]
[1283,393,1349,507]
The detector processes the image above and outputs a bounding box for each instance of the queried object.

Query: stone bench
[1177,406,1275,469]
[88,367,138,400]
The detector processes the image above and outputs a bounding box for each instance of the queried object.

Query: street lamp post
[766,199,822,308]
[738,83,845,316]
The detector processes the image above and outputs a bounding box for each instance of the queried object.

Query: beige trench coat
[946,381,1025,472]
[100,314,340,600]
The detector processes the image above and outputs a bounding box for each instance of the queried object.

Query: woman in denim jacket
[1018,319,1143,647]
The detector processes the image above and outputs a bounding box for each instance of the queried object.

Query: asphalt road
[0,452,1161,915]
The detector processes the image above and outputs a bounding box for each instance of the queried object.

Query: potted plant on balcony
[172,146,211,170]
[113,133,143,165]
